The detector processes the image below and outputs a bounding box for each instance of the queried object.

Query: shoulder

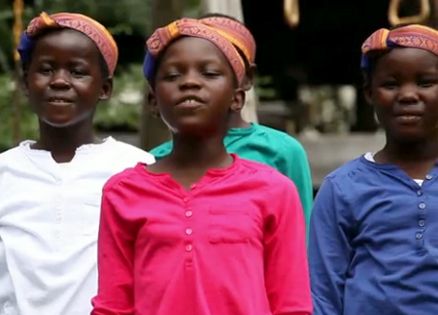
[319,155,374,195]
[253,124,307,153]
[0,143,28,166]
[109,138,155,165]
[238,157,298,193]
[103,163,143,193]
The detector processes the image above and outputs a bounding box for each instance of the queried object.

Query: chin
[41,117,83,128]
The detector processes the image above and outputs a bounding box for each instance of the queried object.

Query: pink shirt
[92,155,311,315]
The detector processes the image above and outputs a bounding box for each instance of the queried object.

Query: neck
[375,137,438,178]
[34,120,99,163]
[228,112,251,129]
[170,134,229,169]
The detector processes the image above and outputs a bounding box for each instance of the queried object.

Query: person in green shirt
[150,14,313,229]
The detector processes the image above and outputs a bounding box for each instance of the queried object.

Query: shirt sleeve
[263,179,312,315]
[308,177,353,315]
[91,186,136,315]
[276,140,313,233]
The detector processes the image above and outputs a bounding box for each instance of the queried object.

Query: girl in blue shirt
[309,24,438,315]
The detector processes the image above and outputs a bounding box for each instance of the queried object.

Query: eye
[203,69,221,78]
[70,68,87,78]
[417,78,438,88]
[160,71,180,81]
[380,80,398,90]
[38,64,53,75]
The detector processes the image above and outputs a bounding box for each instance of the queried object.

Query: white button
[185,210,193,217]
[425,174,433,180]
[416,232,423,240]
[418,203,426,210]
[185,228,193,235]
[185,244,193,252]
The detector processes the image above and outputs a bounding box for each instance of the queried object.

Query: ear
[241,63,257,91]
[363,83,373,106]
[99,77,113,101]
[22,78,29,97]
[230,88,246,113]
[148,90,160,118]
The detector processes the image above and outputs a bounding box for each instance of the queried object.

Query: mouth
[176,96,205,109]
[46,97,74,106]
[394,113,423,124]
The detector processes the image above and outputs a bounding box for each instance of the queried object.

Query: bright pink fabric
[91,155,311,315]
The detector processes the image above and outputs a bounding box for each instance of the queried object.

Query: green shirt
[150,123,313,229]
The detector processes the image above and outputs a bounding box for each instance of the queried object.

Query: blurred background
[1,0,437,189]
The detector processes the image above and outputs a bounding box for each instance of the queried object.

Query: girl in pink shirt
[92,18,311,315]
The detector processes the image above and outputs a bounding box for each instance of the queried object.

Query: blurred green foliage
[0,0,201,151]
[94,63,145,131]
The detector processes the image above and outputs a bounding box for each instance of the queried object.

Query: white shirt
[0,137,154,315]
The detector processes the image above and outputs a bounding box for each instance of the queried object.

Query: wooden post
[139,0,183,150]
[12,0,24,145]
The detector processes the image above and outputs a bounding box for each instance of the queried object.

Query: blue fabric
[309,156,438,315]
[143,52,155,82]
[17,33,34,64]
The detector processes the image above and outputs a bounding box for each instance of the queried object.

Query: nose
[180,70,201,90]
[49,70,71,89]
[397,83,419,104]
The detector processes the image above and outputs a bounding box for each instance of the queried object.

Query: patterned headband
[18,12,118,76]
[361,24,438,69]
[200,16,256,65]
[143,18,245,85]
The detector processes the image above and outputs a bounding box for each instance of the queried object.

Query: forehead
[159,36,229,67]
[374,47,438,74]
[32,28,101,61]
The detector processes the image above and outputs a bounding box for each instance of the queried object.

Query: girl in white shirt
[0,12,154,315]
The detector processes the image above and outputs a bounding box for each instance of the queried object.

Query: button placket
[415,187,427,248]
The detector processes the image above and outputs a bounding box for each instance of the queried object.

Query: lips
[394,110,423,124]
[175,95,205,109]
[46,97,74,106]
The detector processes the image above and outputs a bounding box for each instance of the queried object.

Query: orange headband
[145,18,245,85]
[22,12,118,76]
[361,24,438,69]
[200,16,256,65]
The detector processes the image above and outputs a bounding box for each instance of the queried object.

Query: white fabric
[0,137,154,315]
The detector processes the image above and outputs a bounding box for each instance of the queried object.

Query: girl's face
[150,37,244,136]
[366,47,438,143]
[25,29,112,128]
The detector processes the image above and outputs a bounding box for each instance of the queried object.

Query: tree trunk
[139,0,184,150]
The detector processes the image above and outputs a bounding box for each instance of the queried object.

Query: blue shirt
[309,155,438,315]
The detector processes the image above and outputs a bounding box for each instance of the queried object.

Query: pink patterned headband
[144,18,245,85]
[361,24,438,69]
[19,12,118,76]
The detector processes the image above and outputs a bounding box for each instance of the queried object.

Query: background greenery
[0,0,200,151]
